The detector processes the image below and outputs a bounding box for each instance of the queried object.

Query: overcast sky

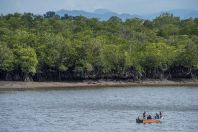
[0,0,198,15]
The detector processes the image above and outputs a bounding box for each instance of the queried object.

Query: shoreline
[0,80,198,90]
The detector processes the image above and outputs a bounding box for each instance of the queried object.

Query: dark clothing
[143,112,146,119]
[156,113,159,119]
[147,115,152,119]
[159,112,162,118]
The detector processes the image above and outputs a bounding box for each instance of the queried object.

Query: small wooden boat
[143,119,160,123]
[136,118,161,123]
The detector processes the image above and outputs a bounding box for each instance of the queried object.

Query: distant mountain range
[56,9,198,20]
[142,9,198,20]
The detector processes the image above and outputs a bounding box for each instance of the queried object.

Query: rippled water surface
[0,86,198,132]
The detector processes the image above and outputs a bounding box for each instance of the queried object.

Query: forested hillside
[0,12,198,81]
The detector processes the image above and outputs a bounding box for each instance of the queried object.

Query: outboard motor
[136,118,143,123]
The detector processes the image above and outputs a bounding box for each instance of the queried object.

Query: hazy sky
[0,0,198,15]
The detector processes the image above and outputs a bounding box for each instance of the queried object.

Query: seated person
[156,113,159,119]
[143,111,146,119]
[159,111,162,118]
[147,115,152,119]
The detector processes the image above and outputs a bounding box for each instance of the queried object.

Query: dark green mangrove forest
[0,12,198,81]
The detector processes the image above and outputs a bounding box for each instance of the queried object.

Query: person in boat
[155,113,159,119]
[159,111,162,118]
[143,111,146,119]
[147,115,152,119]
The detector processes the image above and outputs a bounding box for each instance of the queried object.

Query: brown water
[0,86,198,132]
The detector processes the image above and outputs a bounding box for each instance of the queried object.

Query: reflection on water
[0,87,198,132]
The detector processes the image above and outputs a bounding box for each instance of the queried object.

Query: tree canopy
[0,12,198,81]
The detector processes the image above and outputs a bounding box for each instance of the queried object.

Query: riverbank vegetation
[0,12,198,81]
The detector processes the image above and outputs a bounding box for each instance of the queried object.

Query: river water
[0,86,198,132]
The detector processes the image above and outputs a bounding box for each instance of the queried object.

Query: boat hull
[143,119,160,123]
[136,118,161,123]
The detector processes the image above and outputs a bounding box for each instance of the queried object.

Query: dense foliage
[0,12,198,81]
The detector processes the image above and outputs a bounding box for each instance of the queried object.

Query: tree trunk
[23,73,32,82]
